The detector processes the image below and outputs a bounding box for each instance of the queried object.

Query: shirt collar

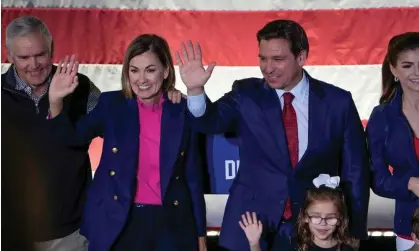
[137,93,165,111]
[13,65,52,91]
[275,71,309,102]
[13,65,28,91]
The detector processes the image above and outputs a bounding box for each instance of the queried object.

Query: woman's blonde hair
[121,34,176,98]
[296,186,352,251]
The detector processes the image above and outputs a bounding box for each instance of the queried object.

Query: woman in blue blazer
[47,34,207,251]
[366,32,419,251]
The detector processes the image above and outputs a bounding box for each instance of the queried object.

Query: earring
[394,76,399,82]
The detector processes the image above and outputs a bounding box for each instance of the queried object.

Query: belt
[133,203,162,208]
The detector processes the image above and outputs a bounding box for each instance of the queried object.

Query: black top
[1,65,94,247]
[307,243,355,251]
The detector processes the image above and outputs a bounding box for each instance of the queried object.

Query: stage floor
[206,236,397,251]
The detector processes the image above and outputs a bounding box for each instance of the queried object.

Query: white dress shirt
[187,73,310,160]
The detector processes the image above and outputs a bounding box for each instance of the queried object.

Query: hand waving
[239,212,263,246]
[49,55,79,105]
[175,41,216,92]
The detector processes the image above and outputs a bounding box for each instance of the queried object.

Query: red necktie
[282,93,299,219]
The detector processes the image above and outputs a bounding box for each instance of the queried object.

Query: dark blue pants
[112,204,198,251]
[221,220,293,251]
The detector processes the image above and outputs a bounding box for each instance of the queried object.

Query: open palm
[175,41,216,90]
[239,212,263,246]
[49,55,79,104]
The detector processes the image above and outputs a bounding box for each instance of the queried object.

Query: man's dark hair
[256,19,309,58]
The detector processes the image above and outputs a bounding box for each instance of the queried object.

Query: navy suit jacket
[366,87,419,236]
[188,73,370,250]
[51,91,206,251]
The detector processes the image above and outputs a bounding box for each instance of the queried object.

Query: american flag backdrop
[2,0,419,232]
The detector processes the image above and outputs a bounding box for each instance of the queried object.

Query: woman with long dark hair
[366,32,419,251]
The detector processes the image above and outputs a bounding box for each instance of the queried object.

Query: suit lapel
[124,97,140,151]
[388,90,419,169]
[391,116,418,168]
[159,93,185,200]
[259,84,292,174]
[303,77,328,161]
[258,74,329,173]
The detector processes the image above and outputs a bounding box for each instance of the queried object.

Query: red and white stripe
[2,0,419,231]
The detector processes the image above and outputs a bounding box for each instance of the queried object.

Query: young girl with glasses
[239,174,355,251]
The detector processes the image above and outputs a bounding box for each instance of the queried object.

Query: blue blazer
[51,91,206,251]
[366,87,419,236]
[188,72,370,250]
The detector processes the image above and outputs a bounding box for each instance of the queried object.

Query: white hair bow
[313,174,340,189]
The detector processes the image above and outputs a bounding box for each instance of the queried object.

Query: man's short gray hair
[6,16,53,54]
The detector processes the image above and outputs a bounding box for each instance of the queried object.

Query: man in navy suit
[175,19,370,250]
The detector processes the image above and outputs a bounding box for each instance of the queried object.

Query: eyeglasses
[308,215,339,226]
